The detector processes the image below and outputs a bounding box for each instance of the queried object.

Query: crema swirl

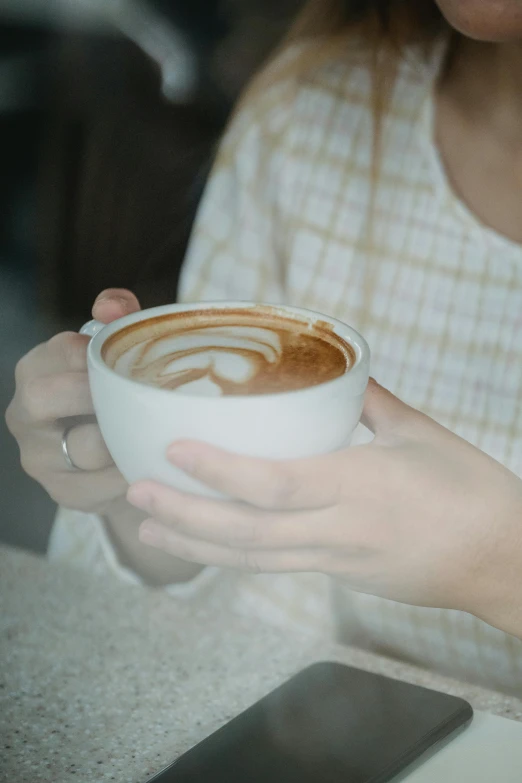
[102,308,354,397]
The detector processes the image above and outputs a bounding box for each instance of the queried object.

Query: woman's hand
[5,289,140,512]
[127,380,522,635]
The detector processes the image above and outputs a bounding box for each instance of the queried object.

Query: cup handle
[80,319,105,338]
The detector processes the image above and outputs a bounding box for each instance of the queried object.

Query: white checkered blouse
[49,43,522,695]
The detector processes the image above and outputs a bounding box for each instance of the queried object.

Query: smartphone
[146,662,473,783]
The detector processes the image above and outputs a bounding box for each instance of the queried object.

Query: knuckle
[20,378,49,421]
[4,401,17,434]
[267,467,302,509]
[238,549,262,574]
[14,354,30,385]
[23,372,89,422]
[48,332,87,370]
[47,331,76,350]
[14,343,45,384]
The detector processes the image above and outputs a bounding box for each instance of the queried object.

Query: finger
[15,291,139,383]
[361,378,417,438]
[61,421,114,472]
[166,443,339,511]
[138,520,318,573]
[45,466,128,513]
[19,420,113,476]
[16,332,89,382]
[127,481,328,549]
[20,372,94,423]
[92,289,141,323]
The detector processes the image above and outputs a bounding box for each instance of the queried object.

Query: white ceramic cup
[81,301,370,497]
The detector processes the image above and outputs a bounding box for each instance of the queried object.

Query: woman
[6,0,522,694]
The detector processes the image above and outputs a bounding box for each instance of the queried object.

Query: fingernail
[94,296,129,313]
[96,295,130,313]
[113,296,131,312]
[127,485,152,511]
[167,445,196,472]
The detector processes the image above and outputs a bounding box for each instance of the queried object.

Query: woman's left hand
[127,380,522,635]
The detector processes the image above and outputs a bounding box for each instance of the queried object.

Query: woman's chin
[435,0,522,42]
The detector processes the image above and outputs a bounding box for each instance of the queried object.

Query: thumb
[361,378,416,437]
[92,288,141,324]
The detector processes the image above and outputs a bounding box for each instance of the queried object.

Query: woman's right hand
[5,289,140,512]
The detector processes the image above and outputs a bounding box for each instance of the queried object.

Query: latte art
[102,308,355,396]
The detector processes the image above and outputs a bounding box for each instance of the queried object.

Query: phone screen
[147,662,473,783]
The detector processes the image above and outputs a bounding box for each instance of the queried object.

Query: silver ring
[61,426,84,472]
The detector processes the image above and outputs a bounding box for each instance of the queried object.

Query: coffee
[102,307,355,397]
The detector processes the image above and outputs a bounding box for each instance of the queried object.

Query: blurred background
[0,0,303,554]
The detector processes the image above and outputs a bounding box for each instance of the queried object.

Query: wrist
[472,593,522,641]
[471,580,522,640]
[462,497,522,639]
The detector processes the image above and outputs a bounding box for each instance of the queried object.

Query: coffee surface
[102,308,354,397]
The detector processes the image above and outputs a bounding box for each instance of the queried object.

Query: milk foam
[104,308,353,396]
[114,326,283,396]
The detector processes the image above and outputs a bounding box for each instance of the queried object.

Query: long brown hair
[288,0,448,157]
[239,0,451,326]
[239,0,450,137]
[289,0,446,46]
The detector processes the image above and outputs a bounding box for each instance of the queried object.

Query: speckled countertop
[2,546,522,783]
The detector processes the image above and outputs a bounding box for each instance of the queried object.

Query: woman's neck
[434,37,522,243]
[441,38,522,146]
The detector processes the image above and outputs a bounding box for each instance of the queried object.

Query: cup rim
[87,301,371,401]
